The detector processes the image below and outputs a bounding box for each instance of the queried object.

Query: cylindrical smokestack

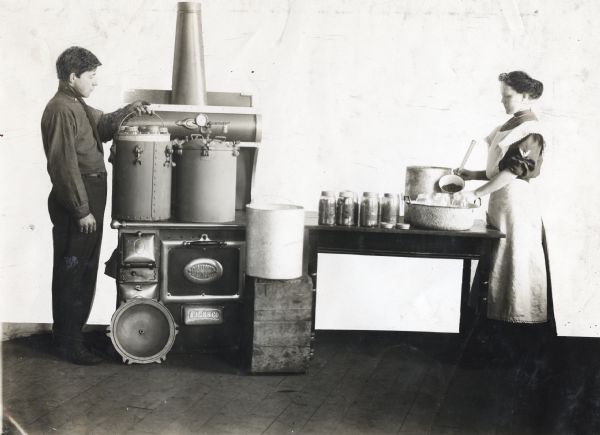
[171,2,208,105]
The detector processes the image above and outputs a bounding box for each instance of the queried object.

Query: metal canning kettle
[404,166,452,222]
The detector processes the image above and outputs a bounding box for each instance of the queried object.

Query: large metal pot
[174,137,239,222]
[404,166,452,223]
[112,125,173,221]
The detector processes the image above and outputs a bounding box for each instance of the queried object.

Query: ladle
[439,140,477,193]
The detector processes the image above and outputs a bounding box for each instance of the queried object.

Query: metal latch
[164,145,175,167]
[133,145,143,165]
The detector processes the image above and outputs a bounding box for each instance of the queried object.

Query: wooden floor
[2,325,600,435]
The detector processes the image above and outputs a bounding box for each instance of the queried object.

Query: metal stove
[107,2,261,364]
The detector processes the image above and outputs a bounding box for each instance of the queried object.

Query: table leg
[459,259,472,334]
[307,233,318,355]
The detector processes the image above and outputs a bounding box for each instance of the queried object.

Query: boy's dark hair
[56,46,102,81]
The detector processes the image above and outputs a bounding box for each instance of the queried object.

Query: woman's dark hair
[498,71,543,99]
[56,46,102,81]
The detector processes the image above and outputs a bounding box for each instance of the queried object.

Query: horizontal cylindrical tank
[131,108,261,143]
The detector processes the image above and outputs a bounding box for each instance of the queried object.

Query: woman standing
[456,73,557,432]
[456,71,554,336]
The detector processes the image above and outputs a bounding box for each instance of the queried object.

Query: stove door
[161,238,244,303]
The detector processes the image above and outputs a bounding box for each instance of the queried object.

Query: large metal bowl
[406,198,480,231]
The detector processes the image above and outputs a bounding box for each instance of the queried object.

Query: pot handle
[403,195,412,204]
[118,110,166,132]
[458,140,477,173]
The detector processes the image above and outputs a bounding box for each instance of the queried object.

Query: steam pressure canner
[106,2,313,373]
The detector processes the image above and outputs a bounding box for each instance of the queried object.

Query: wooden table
[305,215,505,333]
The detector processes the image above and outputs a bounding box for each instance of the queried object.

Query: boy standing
[41,46,150,364]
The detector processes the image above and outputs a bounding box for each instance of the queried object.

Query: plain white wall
[1,0,599,336]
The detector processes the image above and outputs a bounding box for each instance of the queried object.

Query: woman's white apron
[484,121,548,323]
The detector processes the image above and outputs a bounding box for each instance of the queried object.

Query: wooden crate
[242,275,314,373]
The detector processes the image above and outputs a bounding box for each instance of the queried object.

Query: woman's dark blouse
[497,110,544,180]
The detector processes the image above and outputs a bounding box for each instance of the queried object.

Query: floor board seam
[296,351,356,433]
[26,370,121,428]
[396,357,429,434]
[429,324,478,429]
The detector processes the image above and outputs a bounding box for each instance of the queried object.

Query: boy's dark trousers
[48,172,107,345]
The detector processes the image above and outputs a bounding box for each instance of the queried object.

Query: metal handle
[182,234,227,248]
[118,110,166,132]
[404,195,412,204]
[183,240,227,248]
[458,140,477,173]
[122,262,155,268]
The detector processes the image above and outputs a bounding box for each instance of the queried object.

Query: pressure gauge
[195,113,208,127]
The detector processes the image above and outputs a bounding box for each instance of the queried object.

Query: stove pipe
[171,2,208,105]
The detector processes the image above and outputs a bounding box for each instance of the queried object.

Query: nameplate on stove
[183,306,224,325]
[183,258,224,284]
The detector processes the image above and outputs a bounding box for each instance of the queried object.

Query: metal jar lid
[119,125,139,135]
[142,125,160,134]
[321,190,336,197]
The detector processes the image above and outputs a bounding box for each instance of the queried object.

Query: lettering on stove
[183,258,224,284]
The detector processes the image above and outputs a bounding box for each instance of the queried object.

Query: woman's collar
[513,109,533,118]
